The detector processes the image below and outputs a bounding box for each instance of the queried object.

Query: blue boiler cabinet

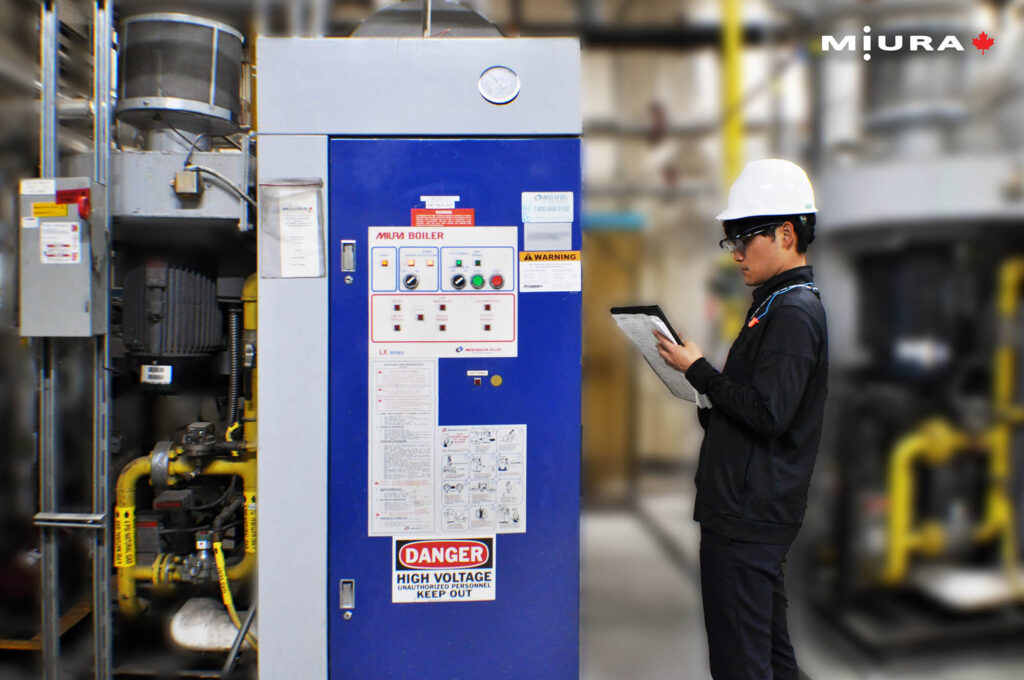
[327,134,581,676]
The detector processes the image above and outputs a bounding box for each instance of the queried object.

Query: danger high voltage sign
[392,538,496,603]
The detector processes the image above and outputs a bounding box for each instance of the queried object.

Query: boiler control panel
[368,226,517,357]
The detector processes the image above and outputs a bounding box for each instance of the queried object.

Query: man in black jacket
[654,159,828,680]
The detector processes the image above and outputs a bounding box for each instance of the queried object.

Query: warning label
[519,251,581,293]
[31,202,68,218]
[411,209,475,227]
[393,537,495,603]
[519,251,580,262]
[40,222,82,264]
[244,492,257,554]
[113,506,136,568]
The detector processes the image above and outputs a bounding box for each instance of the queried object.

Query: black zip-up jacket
[685,265,828,544]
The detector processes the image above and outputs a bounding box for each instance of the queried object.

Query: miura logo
[820,26,991,61]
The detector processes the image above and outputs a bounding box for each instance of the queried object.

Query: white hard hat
[716,159,817,221]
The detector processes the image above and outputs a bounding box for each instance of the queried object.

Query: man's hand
[653,330,704,373]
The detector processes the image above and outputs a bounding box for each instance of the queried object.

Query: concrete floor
[5,494,1024,678]
[581,492,1024,680]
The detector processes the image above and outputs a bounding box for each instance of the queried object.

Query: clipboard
[610,305,712,407]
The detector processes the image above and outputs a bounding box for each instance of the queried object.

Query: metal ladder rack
[34,2,113,678]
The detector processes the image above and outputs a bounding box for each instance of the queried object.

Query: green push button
[470,274,486,289]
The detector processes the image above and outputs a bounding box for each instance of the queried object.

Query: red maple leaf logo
[973,32,994,54]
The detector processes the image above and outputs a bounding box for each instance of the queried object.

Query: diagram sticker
[438,424,526,534]
[393,537,495,603]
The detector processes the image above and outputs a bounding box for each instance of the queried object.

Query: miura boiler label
[820,26,997,60]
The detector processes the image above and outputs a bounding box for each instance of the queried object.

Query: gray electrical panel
[19,177,108,337]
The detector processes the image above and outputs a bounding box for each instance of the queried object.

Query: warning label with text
[393,537,496,603]
[518,251,582,293]
[411,209,475,227]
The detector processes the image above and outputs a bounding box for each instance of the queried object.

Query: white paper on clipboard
[611,308,712,408]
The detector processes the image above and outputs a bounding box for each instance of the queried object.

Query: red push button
[489,274,504,289]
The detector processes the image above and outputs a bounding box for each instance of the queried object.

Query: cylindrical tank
[117,13,244,135]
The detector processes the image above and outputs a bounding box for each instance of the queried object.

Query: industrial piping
[884,257,1024,591]
[115,456,257,616]
[114,273,260,617]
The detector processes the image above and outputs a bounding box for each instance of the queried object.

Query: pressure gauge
[478,66,521,105]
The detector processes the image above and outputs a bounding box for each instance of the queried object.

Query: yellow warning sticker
[244,492,257,553]
[519,251,580,262]
[32,202,69,218]
[113,506,136,568]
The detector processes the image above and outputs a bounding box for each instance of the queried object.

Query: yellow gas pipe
[115,456,257,615]
[982,258,1024,594]
[720,0,744,189]
[883,419,967,584]
[242,273,258,449]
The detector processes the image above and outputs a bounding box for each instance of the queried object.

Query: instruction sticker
[369,360,438,536]
[438,424,526,534]
[518,251,581,293]
[522,191,573,223]
[393,537,495,603]
[40,222,82,264]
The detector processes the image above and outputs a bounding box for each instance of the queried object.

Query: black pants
[699,527,798,680]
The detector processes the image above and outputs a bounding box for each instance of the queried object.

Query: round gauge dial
[478,66,521,105]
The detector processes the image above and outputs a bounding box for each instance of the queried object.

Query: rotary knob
[452,274,467,290]
[403,273,419,290]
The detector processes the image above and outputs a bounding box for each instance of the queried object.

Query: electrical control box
[19,177,107,337]
[329,137,581,678]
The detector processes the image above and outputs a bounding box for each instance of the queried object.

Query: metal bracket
[33,512,107,530]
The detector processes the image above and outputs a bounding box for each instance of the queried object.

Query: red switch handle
[77,195,91,220]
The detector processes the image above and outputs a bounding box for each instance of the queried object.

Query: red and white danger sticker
[411,208,475,227]
[393,537,495,603]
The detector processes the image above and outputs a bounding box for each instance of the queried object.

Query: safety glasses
[718,224,779,255]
